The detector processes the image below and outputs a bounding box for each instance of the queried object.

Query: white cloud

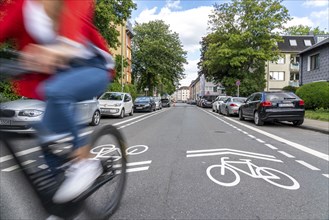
[165,0,181,10]
[302,0,329,7]
[180,59,199,87]
[135,4,213,86]
[284,16,314,28]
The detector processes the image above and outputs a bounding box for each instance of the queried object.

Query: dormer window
[304,40,312,46]
[289,39,297,46]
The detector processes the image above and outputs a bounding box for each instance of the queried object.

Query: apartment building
[112,21,134,85]
[188,74,224,101]
[265,35,315,91]
[299,38,329,85]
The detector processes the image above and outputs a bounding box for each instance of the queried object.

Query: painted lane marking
[256,139,265,143]
[126,167,149,173]
[203,109,329,162]
[0,110,169,164]
[265,144,278,150]
[187,148,276,158]
[322,174,329,178]
[38,164,49,169]
[127,160,152,166]
[295,160,320,171]
[248,135,256,139]
[1,160,35,172]
[278,151,295,158]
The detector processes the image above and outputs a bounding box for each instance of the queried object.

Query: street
[1,103,328,219]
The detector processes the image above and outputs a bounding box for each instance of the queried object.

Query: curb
[299,125,329,134]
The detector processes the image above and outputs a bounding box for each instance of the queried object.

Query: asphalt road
[1,103,328,219]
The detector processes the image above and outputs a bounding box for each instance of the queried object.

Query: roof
[277,35,315,53]
[299,37,329,54]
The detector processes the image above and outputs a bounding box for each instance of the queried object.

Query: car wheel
[239,109,245,121]
[119,108,125,118]
[292,119,304,126]
[254,111,264,126]
[90,110,100,126]
[129,108,134,116]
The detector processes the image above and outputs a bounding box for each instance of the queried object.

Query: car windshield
[266,93,298,101]
[161,99,169,102]
[135,97,150,102]
[99,93,123,101]
[232,98,246,103]
[203,96,217,101]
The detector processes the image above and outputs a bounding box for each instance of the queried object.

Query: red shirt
[0,0,114,100]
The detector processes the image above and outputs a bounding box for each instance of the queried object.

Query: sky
[130,0,329,87]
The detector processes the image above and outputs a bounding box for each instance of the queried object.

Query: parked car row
[202,91,305,126]
[0,92,169,133]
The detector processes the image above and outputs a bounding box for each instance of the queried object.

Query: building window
[270,71,285,81]
[277,56,285,64]
[289,39,297,46]
[304,40,312,46]
[310,54,320,70]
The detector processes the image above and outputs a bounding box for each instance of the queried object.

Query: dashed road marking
[295,160,320,171]
[278,151,295,158]
[265,144,278,150]
[1,160,36,172]
[322,174,329,178]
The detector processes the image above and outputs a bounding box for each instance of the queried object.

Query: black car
[161,98,171,107]
[134,96,156,112]
[238,91,305,126]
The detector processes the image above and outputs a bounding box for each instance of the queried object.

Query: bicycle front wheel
[83,124,127,219]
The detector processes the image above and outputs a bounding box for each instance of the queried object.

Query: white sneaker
[52,159,102,203]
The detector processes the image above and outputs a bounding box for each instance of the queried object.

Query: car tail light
[299,100,304,106]
[230,103,237,107]
[260,101,272,107]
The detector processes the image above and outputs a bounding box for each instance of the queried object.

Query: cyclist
[0,0,115,203]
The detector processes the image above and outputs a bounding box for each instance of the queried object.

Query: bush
[282,85,298,93]
[107,82,138,100]
[296,81,329,110]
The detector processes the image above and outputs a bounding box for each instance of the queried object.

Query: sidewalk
[300,118,329,134]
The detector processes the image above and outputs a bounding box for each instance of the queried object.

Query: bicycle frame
[219,157,279,180]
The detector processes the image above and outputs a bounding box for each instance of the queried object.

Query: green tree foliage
[283,25,329,35]
[296,82,329,110]
[107,82,137,100]
[132,20,187,96]
[95,0,136,49]
[200,0,290,96]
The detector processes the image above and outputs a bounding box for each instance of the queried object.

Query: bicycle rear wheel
[82,124,127,219]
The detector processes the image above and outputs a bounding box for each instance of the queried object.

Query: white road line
[127,160,152,166]
[265,144,278,150]
[38,164,49,169]
[322,174,329,178]
[256,139,265,143]
[295,160,320,171]
[278,151,295,158]
[187,152,282,162]
[187,148,276,158]
[248,135,256,139]
[1,160,35,172]
[126,166,149,173]
[0,110,169,164]
[204,110,329,162]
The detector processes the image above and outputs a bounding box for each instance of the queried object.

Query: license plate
[136,107,143,109]
[279,103,294,107]
[0,119,11,125]
[101,108,109,112]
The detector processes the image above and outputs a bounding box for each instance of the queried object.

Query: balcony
[289,80,299,87]
[290,63,299,73]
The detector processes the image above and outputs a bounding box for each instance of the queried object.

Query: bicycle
[0,50,127,219]
[206,156,300,190]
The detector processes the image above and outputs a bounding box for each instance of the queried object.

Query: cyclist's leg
[38,58,110,203]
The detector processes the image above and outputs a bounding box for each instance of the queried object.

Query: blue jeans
[38,57,110,149]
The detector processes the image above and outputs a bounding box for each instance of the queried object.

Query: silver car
[0,98,101,133]
[212,96,230,113]
[219,97,247,116]
[153,97,162,110]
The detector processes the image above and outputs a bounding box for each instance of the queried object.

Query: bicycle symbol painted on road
[91,144,149,161]
[187,148,300,190]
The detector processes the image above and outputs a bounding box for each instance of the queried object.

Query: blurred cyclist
[0,0,115,203]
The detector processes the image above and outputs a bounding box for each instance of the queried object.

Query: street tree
[132,20,187,96]
[200,0,290,96]
[283,25,328,35]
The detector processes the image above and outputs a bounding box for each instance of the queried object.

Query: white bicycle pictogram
[90,144,148,161]
[206,157,300,190]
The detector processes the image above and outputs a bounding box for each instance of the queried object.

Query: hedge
[296,81,329,110]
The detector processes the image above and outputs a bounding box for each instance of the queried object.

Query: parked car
[98,92,133,118]
[161,98,171,107]
[238,91,305,126]
[0,97,101,133]
[134,96,156,112]
[219,97,247,116]
[212,96,229,113]
[153,97,162,110]
[200,95,217,108]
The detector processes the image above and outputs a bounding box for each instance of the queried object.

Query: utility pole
[121,23,124,92]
